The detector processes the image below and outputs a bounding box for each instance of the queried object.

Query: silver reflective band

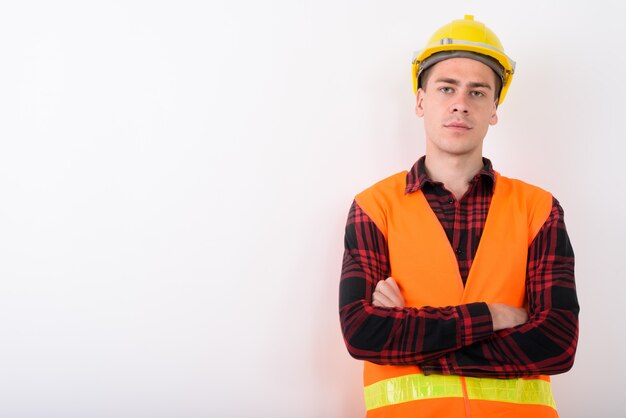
[412,38,516,72]
[418,50,505,81]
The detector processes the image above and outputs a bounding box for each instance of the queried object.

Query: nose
[450,95,470,114]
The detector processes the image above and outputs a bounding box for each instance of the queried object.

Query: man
[339,15,579,418]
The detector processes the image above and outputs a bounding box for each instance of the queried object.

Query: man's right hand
[488,303,529,331]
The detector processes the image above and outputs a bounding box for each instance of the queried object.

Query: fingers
[372,277,406,308]
[377,280,404,307]
[372,289,395,307]
[386,277,401,295]
[488,303,529,331]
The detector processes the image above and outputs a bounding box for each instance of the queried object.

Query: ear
[415,88,425,117]
[489,99,498,126]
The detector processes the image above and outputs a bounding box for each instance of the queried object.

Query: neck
[423,153,484,200]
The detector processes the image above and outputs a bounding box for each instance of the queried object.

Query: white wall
[0,1,623,417]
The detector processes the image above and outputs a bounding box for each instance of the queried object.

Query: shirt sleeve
[420,197,579,377]
[339,200,494,365]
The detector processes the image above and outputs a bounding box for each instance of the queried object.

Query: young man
[339,15,579,418]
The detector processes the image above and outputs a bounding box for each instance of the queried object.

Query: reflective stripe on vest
[364,374,556,411]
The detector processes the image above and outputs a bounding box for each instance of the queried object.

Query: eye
[439,86,454,94]
[470,90,485,97]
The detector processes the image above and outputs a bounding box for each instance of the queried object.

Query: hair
[418,64,503,103]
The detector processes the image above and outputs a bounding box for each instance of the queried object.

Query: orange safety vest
[355,171,557,418]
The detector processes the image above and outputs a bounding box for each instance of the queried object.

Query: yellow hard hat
[412,15,516,105]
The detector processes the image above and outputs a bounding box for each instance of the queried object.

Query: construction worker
[339,15,579,417]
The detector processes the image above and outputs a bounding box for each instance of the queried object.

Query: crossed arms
[339,199,579,378]
[373,277,528,332]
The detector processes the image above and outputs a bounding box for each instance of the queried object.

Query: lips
[444,121,471,130]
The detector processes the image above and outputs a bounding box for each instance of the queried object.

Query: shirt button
[448,198,455,204]
[455,248,462,255]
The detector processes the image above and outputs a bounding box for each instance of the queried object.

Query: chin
[438,144,480,156]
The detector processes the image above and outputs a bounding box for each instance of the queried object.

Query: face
[415,58,499,160]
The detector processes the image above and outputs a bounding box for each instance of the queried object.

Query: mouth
[444,122,472,131]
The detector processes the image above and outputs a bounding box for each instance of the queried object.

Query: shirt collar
[404,155,496,194]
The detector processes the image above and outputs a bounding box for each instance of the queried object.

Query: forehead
[426,57,497,86]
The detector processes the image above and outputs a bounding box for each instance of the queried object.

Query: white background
[0,1,623,417]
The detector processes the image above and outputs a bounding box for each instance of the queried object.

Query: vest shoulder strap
[495,174,553,245]
[354,171,407,239]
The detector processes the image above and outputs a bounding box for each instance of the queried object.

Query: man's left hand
[372,277,405,308]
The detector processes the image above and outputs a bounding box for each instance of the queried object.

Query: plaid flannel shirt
[339,157,579,377]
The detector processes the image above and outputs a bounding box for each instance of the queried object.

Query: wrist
[459,302,493,346]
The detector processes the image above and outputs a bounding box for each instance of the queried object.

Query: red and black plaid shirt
[339,156,579,377]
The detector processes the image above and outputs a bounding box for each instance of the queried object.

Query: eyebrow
[434,78,492,90]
